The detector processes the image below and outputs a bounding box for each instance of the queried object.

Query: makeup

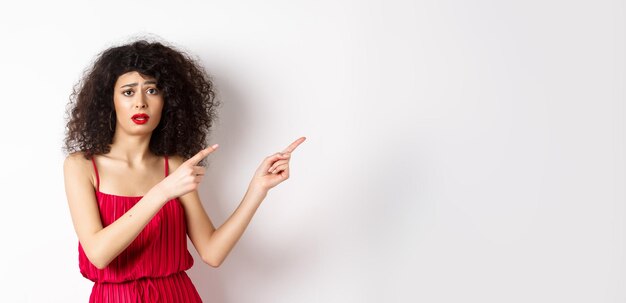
[131,113,150,125]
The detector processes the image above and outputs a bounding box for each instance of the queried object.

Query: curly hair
[63,38,221,166]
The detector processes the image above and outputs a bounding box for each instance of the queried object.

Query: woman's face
[113,71,164,135]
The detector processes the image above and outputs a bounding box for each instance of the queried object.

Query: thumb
[261,152,287,170]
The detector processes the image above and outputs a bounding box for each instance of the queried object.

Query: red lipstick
[131,113,150,125]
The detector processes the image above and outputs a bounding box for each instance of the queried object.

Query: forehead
[115,71,157,85]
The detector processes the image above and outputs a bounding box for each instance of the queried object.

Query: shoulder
[63,151,96,187]
[64,151,91,172]
[167,154,186,172]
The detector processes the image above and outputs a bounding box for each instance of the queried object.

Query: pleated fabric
[78,155,202,302]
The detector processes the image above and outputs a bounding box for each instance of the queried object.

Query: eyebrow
[120,80,157,88]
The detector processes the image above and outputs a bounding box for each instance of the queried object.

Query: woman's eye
[147,88,158,94]
[123,90,133,96]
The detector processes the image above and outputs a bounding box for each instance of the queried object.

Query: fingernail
[211,144,219,149]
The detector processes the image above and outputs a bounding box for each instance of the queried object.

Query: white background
[0,0,624,302]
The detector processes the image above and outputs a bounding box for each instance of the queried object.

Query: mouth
[131,113,150,125]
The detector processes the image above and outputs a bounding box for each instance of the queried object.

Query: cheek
[113,96,128,111]
[152,102,164,122]
[113,103,129,117]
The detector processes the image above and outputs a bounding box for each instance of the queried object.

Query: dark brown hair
[63,38,220,165]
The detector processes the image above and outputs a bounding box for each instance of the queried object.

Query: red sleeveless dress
[78,155,203,302]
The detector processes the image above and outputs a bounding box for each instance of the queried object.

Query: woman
[62,38,305,302]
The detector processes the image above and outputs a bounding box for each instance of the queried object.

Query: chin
[123,125,157,135]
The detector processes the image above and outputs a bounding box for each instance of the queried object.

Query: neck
[109,127,154,165]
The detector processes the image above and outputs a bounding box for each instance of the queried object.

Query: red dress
[78,155,203,302]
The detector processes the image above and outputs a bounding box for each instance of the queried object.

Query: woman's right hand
[156,144,219,201]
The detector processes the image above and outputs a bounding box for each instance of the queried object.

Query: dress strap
[91,155,100,192]
[165,155,169,177]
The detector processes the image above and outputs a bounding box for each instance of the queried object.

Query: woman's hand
[157,144,219,201]
[250,137,306,192]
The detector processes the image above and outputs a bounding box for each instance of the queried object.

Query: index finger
[186,144,219,165]
[281,137,306,154]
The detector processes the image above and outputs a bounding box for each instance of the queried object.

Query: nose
[134,94,148,109]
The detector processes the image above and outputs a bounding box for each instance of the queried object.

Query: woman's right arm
[64,146,216,269]
[63,153,168,270]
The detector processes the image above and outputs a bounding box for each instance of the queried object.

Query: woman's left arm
[173,137,305,267]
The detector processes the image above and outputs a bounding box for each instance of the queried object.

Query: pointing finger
[281,137,306,154]
[186,144,219,166]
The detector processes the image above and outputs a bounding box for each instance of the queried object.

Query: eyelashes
[122,88,159,96]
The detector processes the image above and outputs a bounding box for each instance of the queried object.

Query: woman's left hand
[249,137,306,192]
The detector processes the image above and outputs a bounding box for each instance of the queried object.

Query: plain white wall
[0,0,624,302]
